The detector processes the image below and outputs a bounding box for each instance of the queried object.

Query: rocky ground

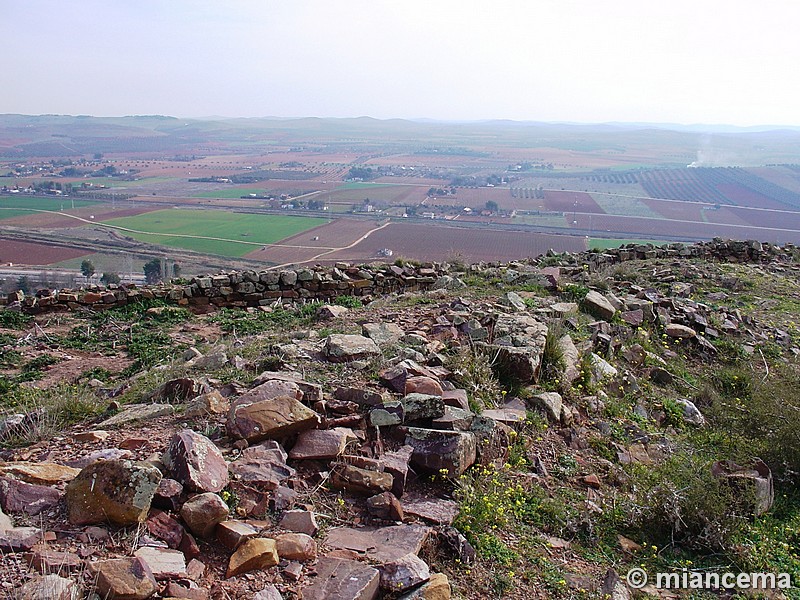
[0,242,799,599]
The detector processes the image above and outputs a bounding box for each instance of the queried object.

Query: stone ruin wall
[4,238,794,315]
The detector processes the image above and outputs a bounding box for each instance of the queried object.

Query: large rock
[65,460,162,526]
[362,322,405,346]
[0,461,80,485]
[558,334,581,386]
[402,394,445,421]
[92,557,158,600]
[98,404,174,428]
[529,392,563,423]
[332,464,393,495]
[280,510,319,536]
[147,377,211,403]
[180,492,230,538]
[379,553,430,592]
[251,372,323,404]
[275,532,317,561]
[303,557,379,600]
[0,476,61,516]
[229,442,295,490]
[404,428,476,476]
[185,390,230,418]
[665,323,696,339]
[712,459,774,516]
[162,429,229,493]
[469,416,510,466]
[323,524,431,564]
[227,395,320,443]
[134,546,187,580]
[226,537,279,578]
[323,334,381,363]
[583,291,616,321]
[289,428,355,460]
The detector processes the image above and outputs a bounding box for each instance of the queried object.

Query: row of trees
[81,258,181,285]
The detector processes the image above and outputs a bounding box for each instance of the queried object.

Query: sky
[4,0,800,126]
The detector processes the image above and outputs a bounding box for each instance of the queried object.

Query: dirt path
[266,221,392,270]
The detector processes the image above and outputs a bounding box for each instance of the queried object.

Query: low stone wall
[5,239,795,314]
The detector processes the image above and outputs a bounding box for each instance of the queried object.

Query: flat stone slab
[402,498,459,525]
[99,404,174,428]
[303,557,379,600]
[0,462,80,485]
[323,525,431,564]
[134,546,187,580]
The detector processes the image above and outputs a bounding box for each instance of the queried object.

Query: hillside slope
[0,241,798,599]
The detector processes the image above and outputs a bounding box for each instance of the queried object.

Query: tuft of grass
[0,310,32,330]
[0,383,105,447]
[447,346,503,411]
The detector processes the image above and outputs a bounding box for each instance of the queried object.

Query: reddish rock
[367,492,404,521]
[405,376,443,397]
[134,546,187,579]
[441,389,469,411]
[146,510,185,549]
[163,581,210,600]
[147,377,211,403]
[180,492,229,539]
[331,464,393,495]
[0,476,61,516]
[275,532,317,561]
[25,548,82,574]
[379,552,430,592]
[92,557,158,600]
[404,428,477,477]
[74,430,110,443]
[0,527,43,552]
[303,557,380,600]
[228,442,295,490]
[216,520,260,550]
[323,334,381,363]
[289,427,355,460]
[152,478,184,511]
[380,446,414,498]
[162,429,229,493]
[227,395,320,443]
[402,498,458,525]
[324,524,431,564]
[279,510,318,536]
[65,460,162,526]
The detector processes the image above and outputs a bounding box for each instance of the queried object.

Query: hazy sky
[4,0,799,126]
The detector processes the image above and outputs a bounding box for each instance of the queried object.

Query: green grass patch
[589,238,674,250]
[193,187,272,199]
[103,209,328,257]
[0,196,96,219]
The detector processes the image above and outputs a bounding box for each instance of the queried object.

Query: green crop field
[0,196,96,219]
[103,209,328,257]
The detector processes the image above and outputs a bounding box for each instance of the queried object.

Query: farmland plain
[4,115,800,275]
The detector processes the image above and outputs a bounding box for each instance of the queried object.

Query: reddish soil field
[0,238,90,265]
[543,191,605,214]
[727,207,800,231]
[572,213,800,244]
[703,206,751,227]
[324,222,588,263]
[3,205,159,228]
[715,184,787,210]
[642,199,706,222]
[244,219,379,264]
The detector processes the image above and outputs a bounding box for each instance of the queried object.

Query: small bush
[333,295,362,309]
[0,310,32,330]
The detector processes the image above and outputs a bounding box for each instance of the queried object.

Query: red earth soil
[0,238,90,265]
[727,207,800,231]
[324,222,588,263]
[571,213,800,244]
[715,184,788,210]
[3,206,159,228]
[543,191,605,214]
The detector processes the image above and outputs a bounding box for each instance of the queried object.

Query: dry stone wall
[4,239,795,314]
